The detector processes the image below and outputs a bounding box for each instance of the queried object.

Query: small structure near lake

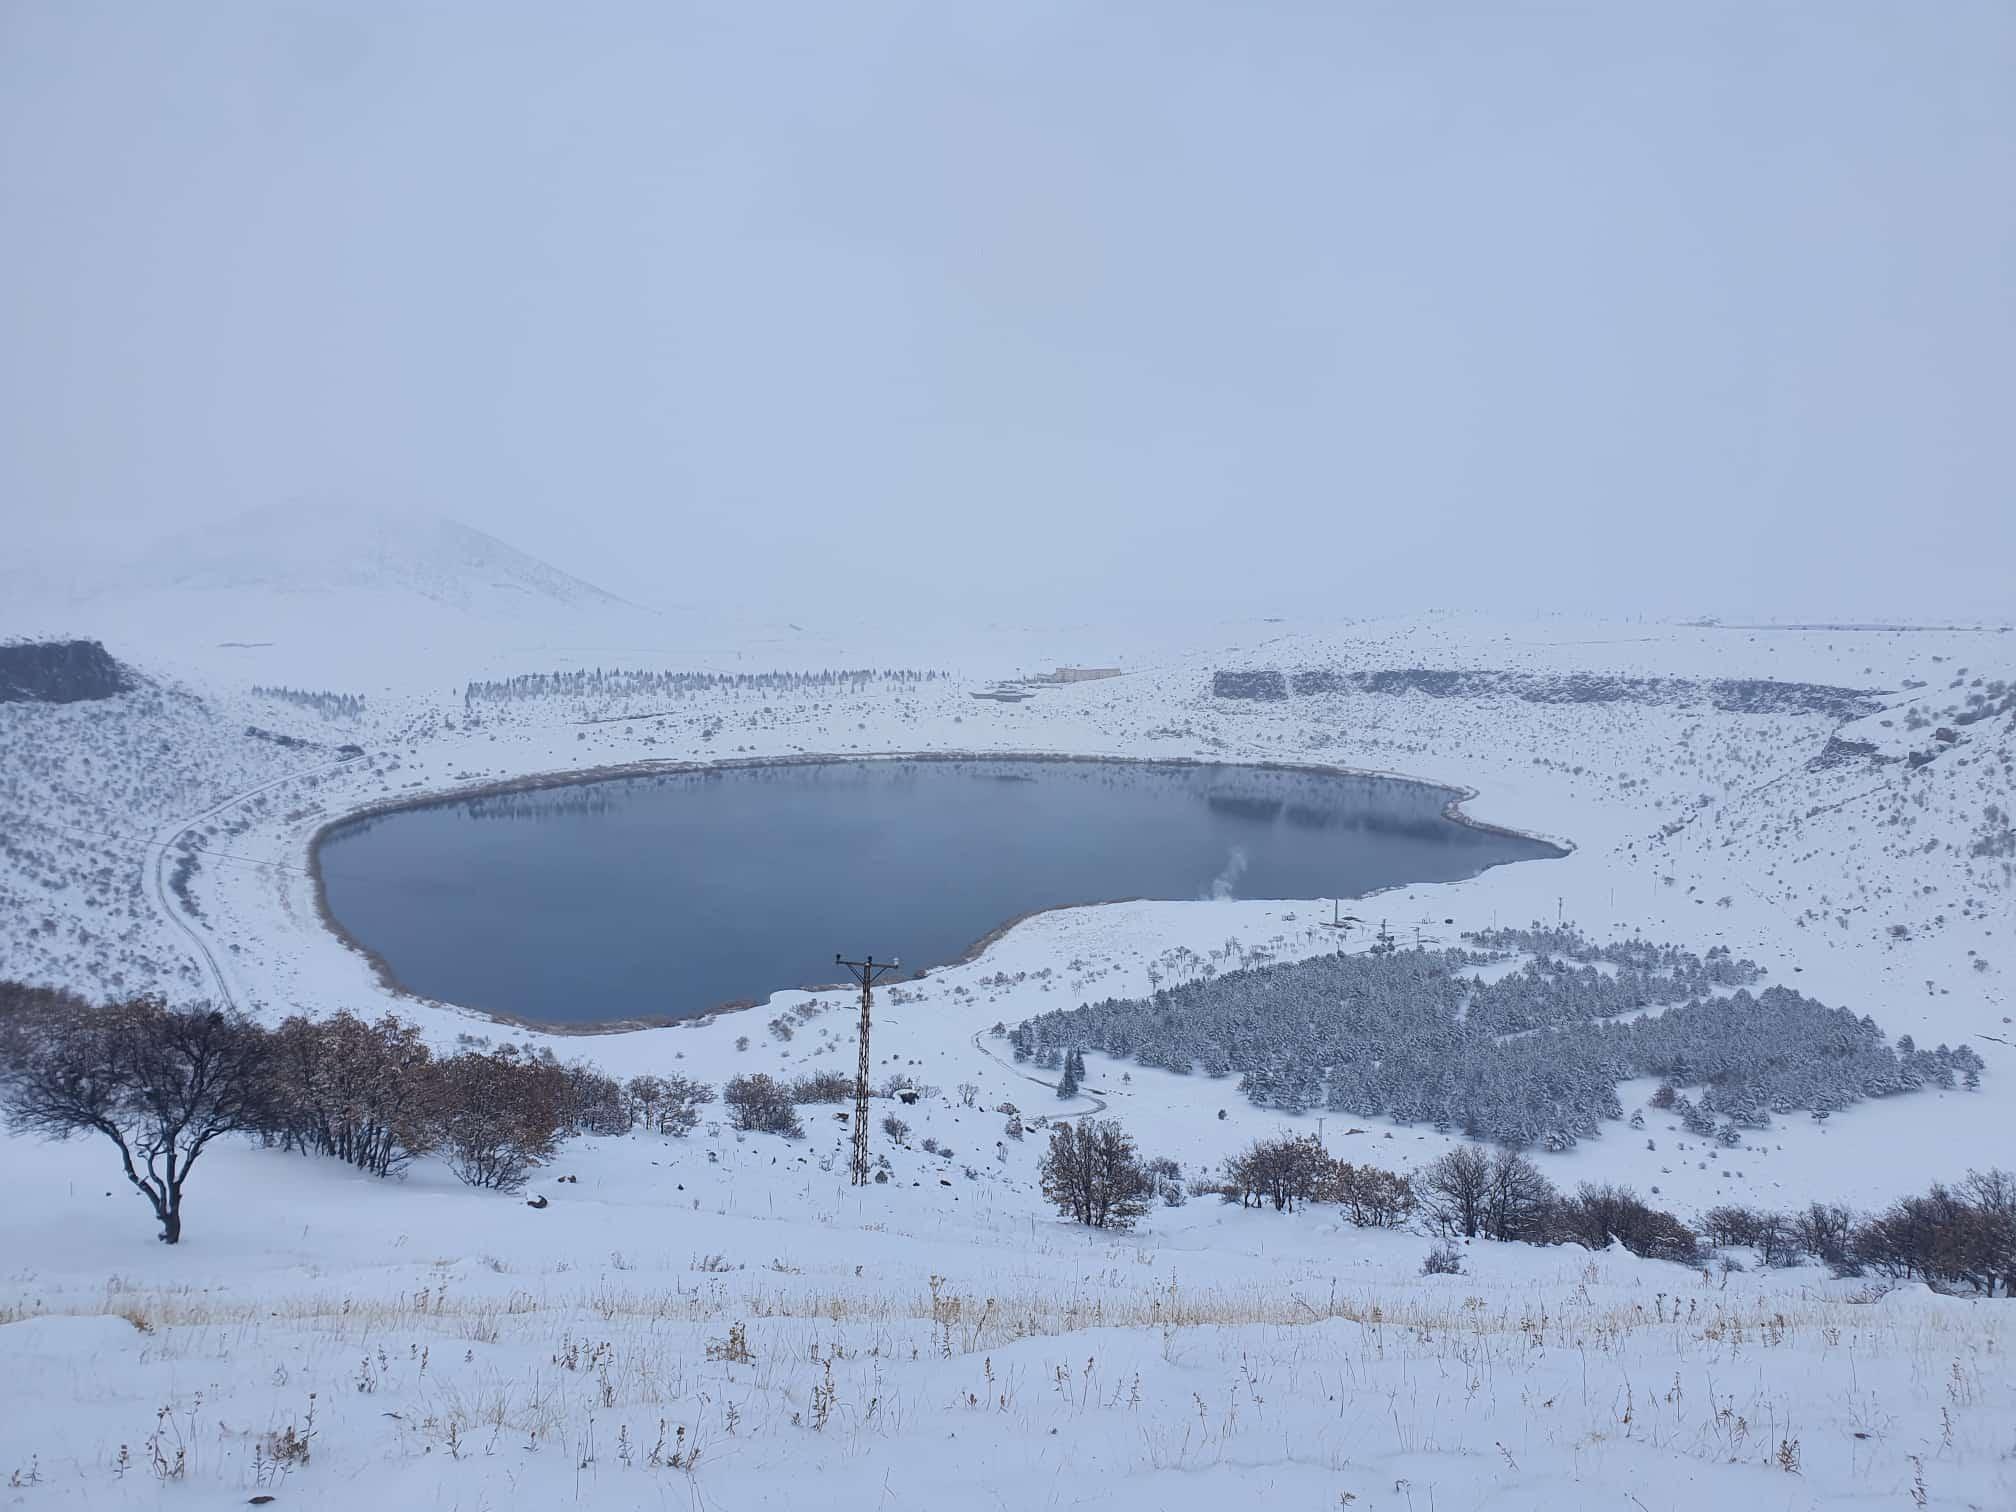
[1040,666,1121,684]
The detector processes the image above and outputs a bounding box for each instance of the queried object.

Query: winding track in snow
[148,756,359,1010]
[969,1028,1108,1116]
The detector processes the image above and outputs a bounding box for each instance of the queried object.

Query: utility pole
[836,953,900,1187]
[1323,901,1362,933]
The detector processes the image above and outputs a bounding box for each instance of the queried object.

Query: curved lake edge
[307,750,1574,1036]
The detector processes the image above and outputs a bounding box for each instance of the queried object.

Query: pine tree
[1057,1048,1080,1101]
[1007,930,1959,1150]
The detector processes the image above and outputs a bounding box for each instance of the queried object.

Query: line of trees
[9,982,2007,1292]
[0,990,726,1243]
[462,667,944,706]
[1412,1143,1707,1263]
[1212,1133,2012,1287]
[254,1011,658,1192]
[1217,1132,1416,1227]
[1703,1173,2015,1295]
[0,984,945,1245]
[1215,665,1879,721]
[1035,1123,1701,1259]
[251,686,366,719]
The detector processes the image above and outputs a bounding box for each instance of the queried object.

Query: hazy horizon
[5,2,2012,624]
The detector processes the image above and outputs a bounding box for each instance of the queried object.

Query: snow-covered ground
[6,1120,2011,1511]
[5,604,2008,1209]
[4,564,2013,1508]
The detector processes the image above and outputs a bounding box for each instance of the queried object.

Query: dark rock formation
[0,640,131,704]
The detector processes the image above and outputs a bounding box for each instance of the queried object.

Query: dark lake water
[316,758,1559,1026]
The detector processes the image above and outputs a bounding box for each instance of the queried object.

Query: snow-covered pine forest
[463,666,944,707]
[1012,926,1988,1150]
[250,686,367,720]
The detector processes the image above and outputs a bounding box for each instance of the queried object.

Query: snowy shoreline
[6,612,2010,1215]
[301,747,1574,1032]
[5,611,2013,1511]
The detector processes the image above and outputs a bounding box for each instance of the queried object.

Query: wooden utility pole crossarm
[836,952,900,1186]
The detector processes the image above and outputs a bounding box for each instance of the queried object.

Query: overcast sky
[4,2,2012,621]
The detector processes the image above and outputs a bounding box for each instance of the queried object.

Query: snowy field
[5,1123,2012,1511]
[3,578,2013,1509]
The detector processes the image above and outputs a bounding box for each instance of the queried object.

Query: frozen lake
[315,757,1560,1026]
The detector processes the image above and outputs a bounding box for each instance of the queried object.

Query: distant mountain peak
[141,507,630,613]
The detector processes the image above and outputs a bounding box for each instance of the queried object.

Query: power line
[835,953,900,1187]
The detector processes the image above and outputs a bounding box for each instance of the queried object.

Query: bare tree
[1555,1183,1699,1263]
[1223,1132,1330,1211]
[426,1050,564,1191]
[657,1073,717,1136]
[266,1011,435,1177]
[554,1059,629,1135]
[626,1074,668,1131]
[1752,1209,1803,1268]
[1960,1169,2016,1297]
[1040,1118,1152,1230]
[1701,1203,1773,1249]
[0,998,270,1244]
[1853,1169,2016,1295]
[1326,1162,1417,1229]
[621,1072,717,1135]
[1419,1145,1492,1238]
[1482,1149,1556,1243]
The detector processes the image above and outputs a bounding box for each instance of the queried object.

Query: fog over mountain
[5,2,2012,624]
[7,12,2016,1505]
[135,508,630,613]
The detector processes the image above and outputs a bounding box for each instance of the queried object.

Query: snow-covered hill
[4,1115,2009,1512]
[9,509,678,689]
[3,609,2008,1204]
[132,507,630,614]
[3,607,2013,1509]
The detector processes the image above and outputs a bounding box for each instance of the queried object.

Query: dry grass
[8,1258,2007,1506]
[9,1268,1998,1370]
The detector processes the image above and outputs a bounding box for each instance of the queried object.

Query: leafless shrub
[723,1075,802,1138]
[789,1070,853,1104]
[1421,1242,1464,1275]
[428,1050,564,1191]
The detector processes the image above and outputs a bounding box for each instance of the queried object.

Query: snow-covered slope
[9,509,677,690]
[4,609,2009,1210]
[4,606,2014,1507]
[132,507,631,613]
[3,1115,2009,1512]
